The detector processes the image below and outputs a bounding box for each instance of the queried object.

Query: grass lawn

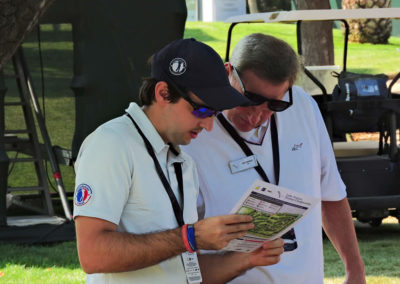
[184,21,400,75]
[324,218,400,284]
[1,21,400,283]
[0,241,84,283]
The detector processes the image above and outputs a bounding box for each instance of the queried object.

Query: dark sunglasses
[167,80,218,119]
[233,67,293,112]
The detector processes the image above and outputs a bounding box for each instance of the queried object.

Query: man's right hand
[194,214,254,250]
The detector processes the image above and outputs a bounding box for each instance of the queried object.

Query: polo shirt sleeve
[73,126,133,225]
[311,98,347,201]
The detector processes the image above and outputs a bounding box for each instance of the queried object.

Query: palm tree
[342,0,392,44]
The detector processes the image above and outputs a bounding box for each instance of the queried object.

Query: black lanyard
[126,113,185,226]
[218,113,298,251]
[217,113,280,185]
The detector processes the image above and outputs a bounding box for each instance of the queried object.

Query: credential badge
[169,58,186,75]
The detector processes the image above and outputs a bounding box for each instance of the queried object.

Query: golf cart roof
[225,8,400,23]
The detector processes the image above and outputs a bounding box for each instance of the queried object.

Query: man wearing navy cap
[73,38,284,284]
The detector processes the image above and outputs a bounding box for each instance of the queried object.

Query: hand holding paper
[194,214,254,250]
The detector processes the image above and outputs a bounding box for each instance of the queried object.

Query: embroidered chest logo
[292,142,303,151]
[74,184,93,206]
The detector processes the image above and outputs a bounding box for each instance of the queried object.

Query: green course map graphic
[237,206,301,238]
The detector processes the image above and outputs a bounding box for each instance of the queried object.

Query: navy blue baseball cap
[151,38,251,111]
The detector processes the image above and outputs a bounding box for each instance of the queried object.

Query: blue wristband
[187,224,197,251]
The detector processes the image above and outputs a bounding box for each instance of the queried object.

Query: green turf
[184,22,400,74]
[0,241,84,283]
[324,219,400,283]
[0,220,399,283]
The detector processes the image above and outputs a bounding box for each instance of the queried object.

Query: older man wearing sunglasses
[183,33,365,284]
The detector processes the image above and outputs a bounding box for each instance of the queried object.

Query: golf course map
[237,206,301,238]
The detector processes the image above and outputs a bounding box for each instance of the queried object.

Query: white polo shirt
[183,86,346,284]
[74,103,199,284]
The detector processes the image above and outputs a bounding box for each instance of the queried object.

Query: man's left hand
[247,238,284,267]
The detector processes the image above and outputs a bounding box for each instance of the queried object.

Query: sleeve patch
[74,184,93,206]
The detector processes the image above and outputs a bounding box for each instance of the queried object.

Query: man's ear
[154,81,170,105]
[225,62,235,85]
[224,62,232,75]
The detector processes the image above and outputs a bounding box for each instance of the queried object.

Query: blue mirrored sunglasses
[167,80,218,118]
[182,96,219,118]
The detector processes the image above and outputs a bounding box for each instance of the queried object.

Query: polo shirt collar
[125,103,185,162]
[222,112,269,143]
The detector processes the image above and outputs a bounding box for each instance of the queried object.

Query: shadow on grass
[2,47,73,99]
[184,28,219,42]
[355,221,400,241]
[2,25,74,99]
[24,25,73,43]
[3,76,73,99]
[25,30,73,43]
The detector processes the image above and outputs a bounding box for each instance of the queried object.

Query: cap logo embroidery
[169,58,186,75]
[74,183,93,206]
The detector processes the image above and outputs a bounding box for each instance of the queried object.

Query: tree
[342,0,392,44]
[247,0,291,13]
[294,0,334,66]
[0,0,56,70]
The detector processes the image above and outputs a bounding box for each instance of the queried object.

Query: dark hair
[139,77,182,106]
[230,33,300,86]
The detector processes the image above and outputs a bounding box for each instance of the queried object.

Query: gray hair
[230,33,300,86]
